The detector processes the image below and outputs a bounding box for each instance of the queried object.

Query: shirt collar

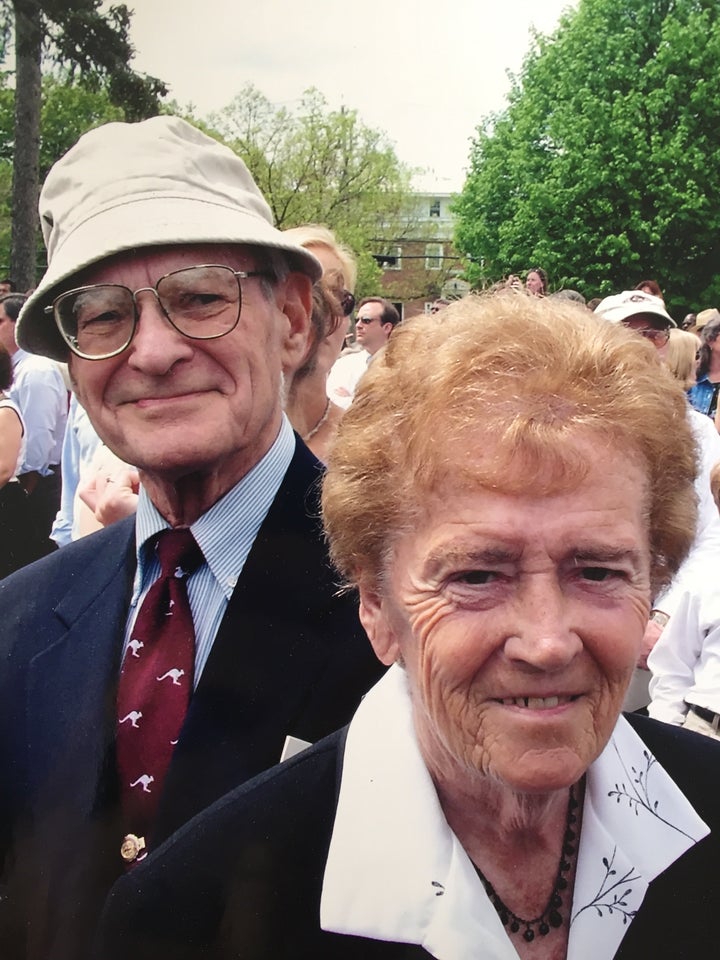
[133,414,295,599]
[11,348,27,370]
[321,666,709,960]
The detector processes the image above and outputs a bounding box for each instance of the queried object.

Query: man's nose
[125,291,193,373]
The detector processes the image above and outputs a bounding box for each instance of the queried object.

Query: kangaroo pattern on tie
[116,528,203,859]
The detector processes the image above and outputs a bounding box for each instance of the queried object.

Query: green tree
[0,161,11,276]
[0,74,128,277]
[209,85,417,296]
[2,0,166,289]
[454,0,720,312]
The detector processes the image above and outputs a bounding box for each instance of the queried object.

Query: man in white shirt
[326,297,399,409]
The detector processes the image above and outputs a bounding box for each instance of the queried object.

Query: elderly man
[0,117,384,960]
[594,290,720,694]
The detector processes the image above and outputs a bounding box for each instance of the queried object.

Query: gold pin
[120,833,146,863]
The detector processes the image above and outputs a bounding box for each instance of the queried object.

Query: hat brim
[605,304,677,328]
[17,195,322,361]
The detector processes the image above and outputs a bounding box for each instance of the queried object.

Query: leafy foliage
[0,74,126,275]
[454,0,720,312]
[0,160,11,275]
[2,0,167,286]
[209,85,418,295]
[30,0,166,119]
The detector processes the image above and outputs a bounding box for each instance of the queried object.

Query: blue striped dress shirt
[122,415,296,686]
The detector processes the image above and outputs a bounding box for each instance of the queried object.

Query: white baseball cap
[17,116,322,360]
[594,290,676,327]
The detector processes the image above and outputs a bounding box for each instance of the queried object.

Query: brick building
[370,192,468,320]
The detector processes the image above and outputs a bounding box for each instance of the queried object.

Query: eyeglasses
[356,315,378,326]
[632,327,670,346]
[339,290,355,317]
[46,264,272,360]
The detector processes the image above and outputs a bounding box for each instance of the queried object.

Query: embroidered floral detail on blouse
[608,746,697,841]
[572,847,639,925]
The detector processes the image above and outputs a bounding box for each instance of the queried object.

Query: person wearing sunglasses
[282,226,358,462]
[0,117,386,959]
[595,290,720,709]
[326,296,400,410]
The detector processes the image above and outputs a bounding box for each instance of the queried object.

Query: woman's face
[525,270,545,296]
[359,439,651,796]
[305,243,351,368]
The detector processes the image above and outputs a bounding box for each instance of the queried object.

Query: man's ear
[278,272,313,375]
[358,580,401,666]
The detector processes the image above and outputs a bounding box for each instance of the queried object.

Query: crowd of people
[0,115,718,959]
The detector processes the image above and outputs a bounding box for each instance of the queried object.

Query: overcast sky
[129,0,577,193]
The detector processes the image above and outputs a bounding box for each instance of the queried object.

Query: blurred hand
[638,618,664,670]
[79,464,140,528]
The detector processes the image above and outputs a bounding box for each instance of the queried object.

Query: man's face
[622,314,671,360]
[0,283,11,296]
[355,301,393,355]
[67,244,311,488]
[358,437,651,795]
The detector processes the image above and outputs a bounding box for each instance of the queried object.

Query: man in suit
[0,116,385,959]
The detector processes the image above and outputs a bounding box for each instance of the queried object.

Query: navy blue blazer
[0,438,386,960]
[96,714,720,960]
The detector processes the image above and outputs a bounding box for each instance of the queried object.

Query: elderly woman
[96,295,720,960]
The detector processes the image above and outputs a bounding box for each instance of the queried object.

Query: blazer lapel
[16,521,136,959]
[26,518,136,818]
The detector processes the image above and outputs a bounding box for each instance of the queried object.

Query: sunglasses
[356,315,378,326]
[339,290,356,317]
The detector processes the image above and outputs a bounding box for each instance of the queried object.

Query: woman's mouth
[497,695,579,709]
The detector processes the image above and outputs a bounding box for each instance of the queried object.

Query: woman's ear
[358,580,401,666]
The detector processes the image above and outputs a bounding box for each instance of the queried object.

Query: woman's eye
[579,566,617,582]
[454,570,497,585]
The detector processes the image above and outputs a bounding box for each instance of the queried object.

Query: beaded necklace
[475,784,579,943]
[304,399,331,442]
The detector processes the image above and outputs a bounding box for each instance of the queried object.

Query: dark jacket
[96,714,720,960]
[0,438,385,960]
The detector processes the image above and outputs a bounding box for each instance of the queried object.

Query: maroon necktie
[116,528,203,863]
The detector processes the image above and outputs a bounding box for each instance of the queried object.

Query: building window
[375,246,402,271]
[425,243,444,270]
[429,199,441,218]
